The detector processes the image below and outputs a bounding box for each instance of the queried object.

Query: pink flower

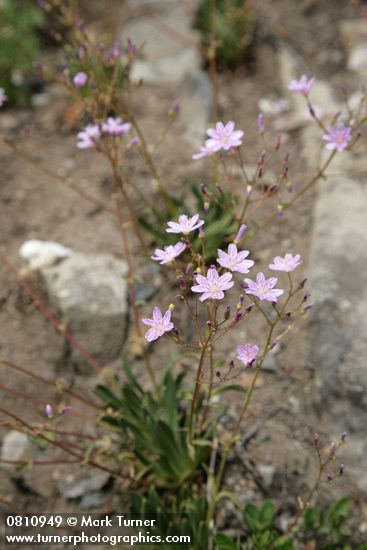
[142,306,174,342]
[269,253,301,273]
[244,272,284,302]
[73,72,88,88]
[217,244,254,274]
[151,242,186,264]
[288,75,315,96]
[166,214,204,235]
[191,266,234,302]
[237,344,259,366]
[193,121,244,159]
[322,124,351,152]
[77,124,101,149]
[102,116,131,136]
[0,87,7,106]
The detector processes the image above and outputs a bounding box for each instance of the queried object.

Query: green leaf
[259,501,276,528]
[214,533,240,550]
[244,503,260,533]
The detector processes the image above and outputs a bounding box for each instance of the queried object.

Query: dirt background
[0,0,365,546]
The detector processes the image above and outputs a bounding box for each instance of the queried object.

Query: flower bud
[277,204,284,216]
[169,303,175,311]
[234,224,247,244]
[314,433,320,446]
[338,464,344,475]
[246,184,253,197]
[258,112,264,134]
[224,305,231,320]
[204,201,210,213]
[45,404,53,418]
[341,432,347,442]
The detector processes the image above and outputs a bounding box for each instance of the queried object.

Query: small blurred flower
[102,116,131,136]
[142,306,174,342]
[322,124,351,152]
[77,124,101,149]
[288,75,315,96]
[258,112,264,133]
[244,272,284,302]
[61,406,72,414]
[166,214,204,235]
[73,72,88,88]
[151,242,186,264]
[0,88,7,107]
[191,266,233,302]
[237,343,259,366]
[128,136,140,147]
[45,404,53,418]
[111,41,121,59]
[269,253,301,273]
[217,244,254,274]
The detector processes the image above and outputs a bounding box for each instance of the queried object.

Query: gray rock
[1,431,29,465]
[130,49,201,85]
[41,252,128,372]
[60,472,111,499]
[278,44,367,492]
[180,70,213,147]
[19,243,129,373]
[79,492,106,509]
[257,464,276,488]
[347,44,367,73]
[261,352,277,373]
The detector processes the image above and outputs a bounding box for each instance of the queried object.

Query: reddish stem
[0,251,102,372]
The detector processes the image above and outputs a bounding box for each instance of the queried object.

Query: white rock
[1,431,29,465]
[19,240,73,269]
[348,44,367,73]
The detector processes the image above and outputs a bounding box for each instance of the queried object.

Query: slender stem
[0,407,131,482]
[109,163,158,395]
[0,357,100,410]
[2,138,117,217]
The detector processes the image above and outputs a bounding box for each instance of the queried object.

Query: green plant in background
[139,178,238,261]
[195,0,257,69]
[0,0,43,105]
[95,358,218,488]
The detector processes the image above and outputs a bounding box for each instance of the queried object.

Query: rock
[80,492,106,509]
[180,70,213,147]
[60,472,111,499]
[19,240,73,269]
[347,44,367,73]
[257,463,276,488]
[122,0,210,143]
[262,352,277,373]
[1,431,29,465]
[19,242,129,373]
[130,49,201,85]
[278,43,367,492]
